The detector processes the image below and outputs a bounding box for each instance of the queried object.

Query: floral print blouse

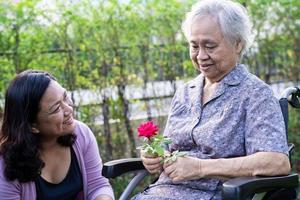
[133,64,288,200]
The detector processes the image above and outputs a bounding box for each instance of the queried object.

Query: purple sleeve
[78,123,115,200]
[0,158,22,200]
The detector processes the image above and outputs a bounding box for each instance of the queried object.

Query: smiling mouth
[63,117,73,125]
[200,64,213,68]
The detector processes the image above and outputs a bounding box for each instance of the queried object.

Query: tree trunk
[101,95,113,160]
[100,61,113,160]
[64,27,75,92]
[141,45,152,121]
[117,83,137,157]
[113,47,137,157]
[12,24,21,73]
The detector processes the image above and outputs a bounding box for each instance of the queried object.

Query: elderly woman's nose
[197,48,209,60]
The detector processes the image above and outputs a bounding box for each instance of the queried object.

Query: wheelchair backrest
[279,87,300,141]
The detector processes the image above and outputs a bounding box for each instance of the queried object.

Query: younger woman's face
[33,80,75,140]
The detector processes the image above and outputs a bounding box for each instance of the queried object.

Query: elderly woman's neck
[202,78,219,106]
[204,77,220,87]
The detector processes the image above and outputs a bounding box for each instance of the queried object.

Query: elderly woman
[0,70,114,200]
[133,0,290,199]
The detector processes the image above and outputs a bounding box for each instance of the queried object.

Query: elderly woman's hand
[141,150,163,174]
[163,156,202,183]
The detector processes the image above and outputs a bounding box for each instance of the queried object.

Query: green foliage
[288,108,300,169]
[139,134,172,157]
[241,0,300,82]
[163,150,188,163]
[0,0,299,197]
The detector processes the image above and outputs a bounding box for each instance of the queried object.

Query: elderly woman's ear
[236,41,243,55]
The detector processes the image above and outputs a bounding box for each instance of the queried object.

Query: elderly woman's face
[32,80,75,140]
[189,15,242,82]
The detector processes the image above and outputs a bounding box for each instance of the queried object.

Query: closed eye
[51,105,61,114]
[205,45,217,49]
[189,41,198,49]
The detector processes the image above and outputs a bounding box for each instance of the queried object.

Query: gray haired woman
[133,0,290,199]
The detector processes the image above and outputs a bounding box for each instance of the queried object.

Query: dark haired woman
[0,70,114,200]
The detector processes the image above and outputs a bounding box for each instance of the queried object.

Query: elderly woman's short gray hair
[182,0,254,57]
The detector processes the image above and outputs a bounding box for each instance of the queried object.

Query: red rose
[137,121,158,139]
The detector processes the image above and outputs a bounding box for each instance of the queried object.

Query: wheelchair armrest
[103,158,149,200]
[222,173,299,200]
[103,158,145,178]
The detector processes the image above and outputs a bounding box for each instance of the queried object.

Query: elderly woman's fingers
[141,155,162,165]
[171,176,182,183]
[144,162,162,174]
[147,167,162,174]
[145,162,161,170]
[166,168,182,183]
[162,159,174,169]
[163,157,202,182]
[140,152,163,174]
[163,162,176,176]
[141,149,159,158]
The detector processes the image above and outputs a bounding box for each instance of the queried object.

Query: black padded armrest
[222,173,299,200]
[103,158,145,178]
[103,158,299,200]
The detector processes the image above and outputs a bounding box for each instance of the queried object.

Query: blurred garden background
[0,0,299,198]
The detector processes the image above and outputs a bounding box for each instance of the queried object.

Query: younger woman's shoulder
[74,120,95,144]
[0,155,4,173]
[74,120,90,132]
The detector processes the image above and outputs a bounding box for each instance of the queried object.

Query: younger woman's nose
[62,101,73,116]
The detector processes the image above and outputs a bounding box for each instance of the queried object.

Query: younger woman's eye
[52,105,61,114]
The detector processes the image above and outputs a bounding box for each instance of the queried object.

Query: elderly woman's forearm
[200,152,290,178]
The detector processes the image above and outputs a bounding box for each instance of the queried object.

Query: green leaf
[155,146,164,157]
[174,151,188,157]
[171,156,177,162]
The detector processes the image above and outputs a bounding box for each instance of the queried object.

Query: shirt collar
[221,64,248,86]
[186,64,248,108]
[188,64,248,88]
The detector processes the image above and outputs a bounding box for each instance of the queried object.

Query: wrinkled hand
[163,156,202,183]
[141,149,163,174]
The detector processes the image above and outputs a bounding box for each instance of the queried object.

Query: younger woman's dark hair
[0,70,76,182]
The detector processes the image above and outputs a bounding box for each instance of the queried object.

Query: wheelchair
[103,86,300,200]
